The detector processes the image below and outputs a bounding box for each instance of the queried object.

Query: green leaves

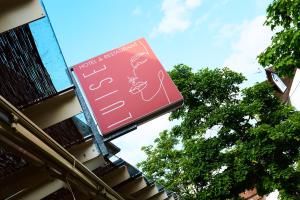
[169,65,245,139]
[265,0,300,30]
[258,0,300,77]
[138,66,300,199]
[137,130,184,194]
[139,1,300,196]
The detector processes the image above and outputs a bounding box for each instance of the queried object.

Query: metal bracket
[103,125,137,142]
[66,68,108,156]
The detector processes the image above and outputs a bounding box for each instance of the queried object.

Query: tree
[138,64,300,199]
[258,0,300,77]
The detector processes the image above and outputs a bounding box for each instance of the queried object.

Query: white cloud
[186,0,202,8]
[132,6,142,16]
[113,113,177,166]
[151,0,202,36]
[194,0,231,31]
[223,16,274,85]
[256,0,272,11]
[213,23,243,46]
[195,13,210,27]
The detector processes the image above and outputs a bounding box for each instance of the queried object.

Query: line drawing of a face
[128,41,171,104]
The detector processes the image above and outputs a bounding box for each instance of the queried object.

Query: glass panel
[29,16,72,91]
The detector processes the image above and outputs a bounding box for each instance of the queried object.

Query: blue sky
[42,0,271,70]
[37,0,274,167]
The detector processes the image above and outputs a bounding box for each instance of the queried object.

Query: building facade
[0,1,177,199]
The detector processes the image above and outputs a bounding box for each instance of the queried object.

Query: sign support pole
[41,2,108,156]
[67,68,108,156]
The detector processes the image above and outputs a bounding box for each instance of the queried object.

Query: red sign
[72,38,183,136]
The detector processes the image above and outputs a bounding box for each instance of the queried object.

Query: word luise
[78,63,132,131]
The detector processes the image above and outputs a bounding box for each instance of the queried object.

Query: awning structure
[0,95,124,200]
[0,2,179,199]
[94,158,177,200]
[0,91,178,200]
[0,94,179,199]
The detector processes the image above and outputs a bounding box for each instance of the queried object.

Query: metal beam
[147,190,168,200]
[0,166,50,199]
[22,88,82,129]
[7,179,65,200]
[132,184,159,200]
[67,69,108,155]
[116,176,147,195]
[0,96,124,200]
[0,129,109,199]
[67,139,100,163]
[164,196,175,200]
[0,132,113,200]
[11,122,99,195]
[0,135,103,199]
[7,156,107,200]
[101,165,131,188]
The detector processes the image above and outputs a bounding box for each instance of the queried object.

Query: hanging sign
[72,38,183,137]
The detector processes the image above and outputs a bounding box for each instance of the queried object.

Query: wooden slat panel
[23,89,82,129]
[116,176,147,195]
[132,185,158,200]
[0,0,45,33]
[164,197,175,200]
[147,190,168,200]
[101,165,130,188]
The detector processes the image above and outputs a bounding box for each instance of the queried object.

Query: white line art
[95,90,118,101]
[107,112,133,128]
[100,101,125,115]
[128,41,171,104]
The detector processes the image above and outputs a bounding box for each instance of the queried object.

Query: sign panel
[73,38,183,136]
[271,73,287,93]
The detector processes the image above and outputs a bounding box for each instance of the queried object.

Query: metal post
[67,68,108,155]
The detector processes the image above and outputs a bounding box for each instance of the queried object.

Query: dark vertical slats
[0,24,56,108]
[0,24,58,179]
[0,24,84,179]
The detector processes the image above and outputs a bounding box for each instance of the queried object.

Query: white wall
[266,190,279,200]
[289,68,300,111]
